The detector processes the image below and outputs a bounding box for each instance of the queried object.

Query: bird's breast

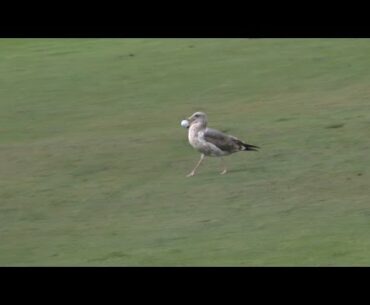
[188,126,205,149]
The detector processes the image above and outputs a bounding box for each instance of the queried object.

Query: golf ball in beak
[181,120,189,128]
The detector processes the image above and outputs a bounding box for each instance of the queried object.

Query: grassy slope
[1,39,370,266]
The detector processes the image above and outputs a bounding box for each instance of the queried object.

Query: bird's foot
[220,169,227,175]
[186,171,195,177]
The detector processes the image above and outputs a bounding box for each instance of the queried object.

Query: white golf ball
[181,120,189,128]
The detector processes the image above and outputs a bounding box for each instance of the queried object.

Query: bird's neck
[188,123,206,146]
[189,122,206,134]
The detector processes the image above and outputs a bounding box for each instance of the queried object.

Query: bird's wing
[203,128,240,152]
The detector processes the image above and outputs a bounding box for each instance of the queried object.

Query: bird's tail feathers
[239,142,260,151]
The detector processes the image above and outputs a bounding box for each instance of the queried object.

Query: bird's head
[187,112,208,128]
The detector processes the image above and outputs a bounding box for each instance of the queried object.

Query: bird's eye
[194,114,199,117]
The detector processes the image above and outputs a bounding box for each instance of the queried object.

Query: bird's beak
[186,118,193,128]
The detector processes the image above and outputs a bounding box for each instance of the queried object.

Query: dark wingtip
[243,143,260,151]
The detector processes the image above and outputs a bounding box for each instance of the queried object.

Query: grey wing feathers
[203,128,241,152]
[204,128,259,152]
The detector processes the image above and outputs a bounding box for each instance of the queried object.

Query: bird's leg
[186,154,205,177]
[220,157,227,175]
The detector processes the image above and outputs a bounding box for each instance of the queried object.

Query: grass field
[1,38,370,266]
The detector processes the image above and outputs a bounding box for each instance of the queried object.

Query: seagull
[183,112,259,177]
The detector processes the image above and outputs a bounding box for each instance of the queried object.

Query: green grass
[1,38,370,266]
